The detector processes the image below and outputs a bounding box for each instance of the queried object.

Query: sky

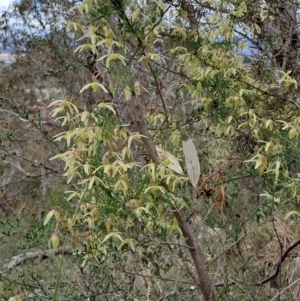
[0,0,12,8]
[0,0,12,12]
[0,0,256,57]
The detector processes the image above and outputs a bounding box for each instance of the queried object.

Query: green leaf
[80,83,108,93]
[102,232,123,243]
[96,102,116,114]
[118,238,136,251]
[99,53,126,68]
[145,186,166,193]
[49,233,60,249]
[285,210,300,219]
[43,210,55,226]
[156,147,184,175]
[124,86,132,101]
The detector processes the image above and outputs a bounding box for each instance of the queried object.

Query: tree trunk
[127,94,216,301]
[174,209,216,301]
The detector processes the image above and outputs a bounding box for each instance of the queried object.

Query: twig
[269,277,300,301]
[273,218,283,298]
[145,59,169,137]
[289,100,300,108]
[130,234,193,249]
[2,159,54,178]
[208,215,274,267]
[112,266,198,286]
[157,291,176,301]
[16,154,60,174]
[0,108,29,123]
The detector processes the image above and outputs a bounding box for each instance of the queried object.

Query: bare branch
[208,215,275,267]
[3,246,73,270]
[258,237,300,286]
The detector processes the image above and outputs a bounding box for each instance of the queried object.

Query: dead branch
[3,246,73,270]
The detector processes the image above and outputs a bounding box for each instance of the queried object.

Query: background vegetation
[1,0,300,300]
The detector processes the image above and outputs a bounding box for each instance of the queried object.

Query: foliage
[2,0,300,300]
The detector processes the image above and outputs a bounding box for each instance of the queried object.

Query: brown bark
[174,210,216,301]
[127,96,159,163]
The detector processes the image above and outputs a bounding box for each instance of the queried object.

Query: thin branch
[130,234,193,249]
[0,179,50,189]
[16,154,60,174]
[158,291,176,301]
[2,160,38,177]
[289,99,300,108]
[2,159,54,178]
[3,246,73,270]
[123,9,170,138]
[112,266,198,286]
[269,277,300,301]
[146,61,169,129]
[208,215,274,267]
[280,25,293,72]
[273,218,283,294]
[0,108,29,123]
[258,237,300,286]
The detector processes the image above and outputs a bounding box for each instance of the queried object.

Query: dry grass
[255,217,300,299]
